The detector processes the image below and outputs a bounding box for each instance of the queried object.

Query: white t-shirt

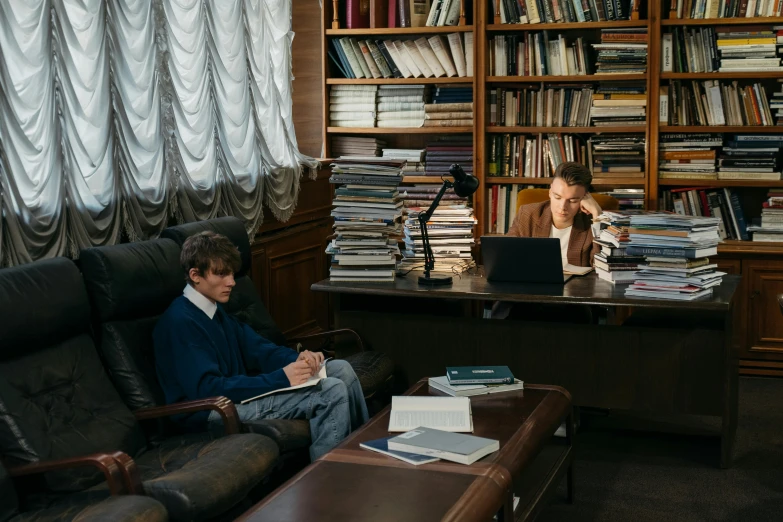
[550,225,572,267]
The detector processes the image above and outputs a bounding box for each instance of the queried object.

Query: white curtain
[0,0,317,267]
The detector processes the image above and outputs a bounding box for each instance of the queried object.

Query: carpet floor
[538,377,783,522]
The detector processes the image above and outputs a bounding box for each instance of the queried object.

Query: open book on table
[563,264,593,276]
[240,358,330,404]
[388,396,473,432]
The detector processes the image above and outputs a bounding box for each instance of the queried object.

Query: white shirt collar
[183,284,217,319]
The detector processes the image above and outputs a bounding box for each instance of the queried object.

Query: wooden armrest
[134,397,240,435]
[288,328,364,352]
[6,453,129,496]
[109,451,143,495]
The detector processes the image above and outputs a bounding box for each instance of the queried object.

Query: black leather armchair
[161,217,395,413]
[0,258,277,521]
[78,238,312,459]
[0,460,168,522]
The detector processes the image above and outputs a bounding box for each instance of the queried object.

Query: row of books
[661,27,782,74]
[489,33,591,76]
[342,0,432,29]
[488,185,522,234]
[327,157,404,283]
[668,0,783,19]
[329,34,474,80]
[495,0,642,24]
[589,134,646,178]
[660,80,778,127]
[660,187,750,240]
[747,190,783,242]
[488,133,587,178]
[658,133,783,181]
[590,82,647,126]
[489,86,594,127]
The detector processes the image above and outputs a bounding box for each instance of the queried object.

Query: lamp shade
[450,164,480,197]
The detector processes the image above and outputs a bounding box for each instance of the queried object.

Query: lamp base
[418,274,453,286]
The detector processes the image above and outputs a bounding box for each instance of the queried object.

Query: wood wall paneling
[746,260,783,359]
[292,0,324,158]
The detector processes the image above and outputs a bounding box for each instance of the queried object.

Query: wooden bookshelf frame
[320,1,783,250]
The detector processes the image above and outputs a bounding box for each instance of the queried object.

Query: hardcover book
[446,365,515,385]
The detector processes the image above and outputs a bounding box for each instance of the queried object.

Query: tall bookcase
[319,1,783,375]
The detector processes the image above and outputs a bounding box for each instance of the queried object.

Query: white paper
[240,359,329,404]
[388,396,473,432]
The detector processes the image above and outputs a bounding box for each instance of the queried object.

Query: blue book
[359,437,440,466]
[446,365,515,385]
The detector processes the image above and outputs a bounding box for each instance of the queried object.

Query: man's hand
[297,350,325,374]
[580,193,602,217]
[283,360,314,386]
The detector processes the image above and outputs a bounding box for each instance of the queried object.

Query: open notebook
[240,358,331,404]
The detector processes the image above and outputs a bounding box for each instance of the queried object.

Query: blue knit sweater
[153,296,297,429]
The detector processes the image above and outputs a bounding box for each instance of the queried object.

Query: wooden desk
[239,380,573,522]
[313,272,740,468]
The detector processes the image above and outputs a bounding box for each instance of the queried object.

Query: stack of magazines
[623,213,725,300]
[327,157,405,282]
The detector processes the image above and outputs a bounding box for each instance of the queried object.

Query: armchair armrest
[6,453,130,496]
[134,397,240,435]
[288,328,364,353]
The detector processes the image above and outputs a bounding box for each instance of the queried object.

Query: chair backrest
[778,294,783,315]
[79,239,184,411]
[0,463,19,522]
[0,258,144,493]
[161,217,287,345]
[515,188,620,214]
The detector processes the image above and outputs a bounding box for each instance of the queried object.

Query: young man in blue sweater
[153,231,369,460]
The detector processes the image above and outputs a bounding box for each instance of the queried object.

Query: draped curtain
[0,0,317,267]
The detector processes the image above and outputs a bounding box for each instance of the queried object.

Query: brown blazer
[506,200,600,267]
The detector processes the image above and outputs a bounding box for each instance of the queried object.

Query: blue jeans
[207,360,369,461]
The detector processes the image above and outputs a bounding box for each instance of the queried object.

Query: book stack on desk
[400,204,476,273]
[593,211,646,284]
[327,157,405,282]
[623,213,725,300]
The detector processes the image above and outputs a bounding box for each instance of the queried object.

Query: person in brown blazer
[506,162,602,267]
[492,162,602,322]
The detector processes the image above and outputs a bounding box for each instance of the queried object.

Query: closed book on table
[428,376,524,397]
[446,365,515,385]
[388,427,500,465]
[360,437,440,465]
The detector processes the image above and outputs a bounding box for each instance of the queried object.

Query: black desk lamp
[417,164,480,286]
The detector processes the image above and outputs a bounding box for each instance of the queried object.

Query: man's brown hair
[554,162,592,190]
[180,231,241,285]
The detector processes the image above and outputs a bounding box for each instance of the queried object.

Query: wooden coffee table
[239,379,573,522]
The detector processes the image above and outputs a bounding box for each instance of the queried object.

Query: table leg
[721,308,738,469]
[566,408,575,504]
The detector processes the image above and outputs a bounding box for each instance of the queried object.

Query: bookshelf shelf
[485,177,645,186]
[486,126,646,134]
[660,126,783,133]
[326,26,474,36]
[660,72,783,80]
[658,179,783,187]
[661,17,783,26]
[486,20,649,31]
[327,77,474,85]
[487,74,648,83]
[402,176,453,183]
[327,127,472,134]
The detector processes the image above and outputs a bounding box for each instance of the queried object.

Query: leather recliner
[161,217,395,414]
[78,238,312,459]
[0,258,278,521]
[0,461,168,522]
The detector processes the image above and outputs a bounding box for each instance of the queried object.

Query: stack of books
[378,85,427,128]
[424,85,473,128]
[594,210,646,284]
[772,80,783,126]
[661,187,749,241]
[383,148,426,175]
[717,28,781,73]
[718,135,783,181]
[592,29,648,75]
[623,213,725,301]
[748,190,783,242]
[332,136,385,157]
[658,134,722,180]
[328,35,472,79]
[429,365,523,397]
[327,157,405,282]
[400,204,476,273]
[588,134,645,180]
[329,85,377,128]
[424,136,473,177]
[590,83,647,127]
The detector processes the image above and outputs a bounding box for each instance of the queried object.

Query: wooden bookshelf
[661,71,783,80]
[327,127,473,134]
[661,17,783,25]
[486,20,649,31]
[486,126,646,134]
[487,74,648,83]
[326,26,474,36]
[660,126,783,133]
[326,77,474,85]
